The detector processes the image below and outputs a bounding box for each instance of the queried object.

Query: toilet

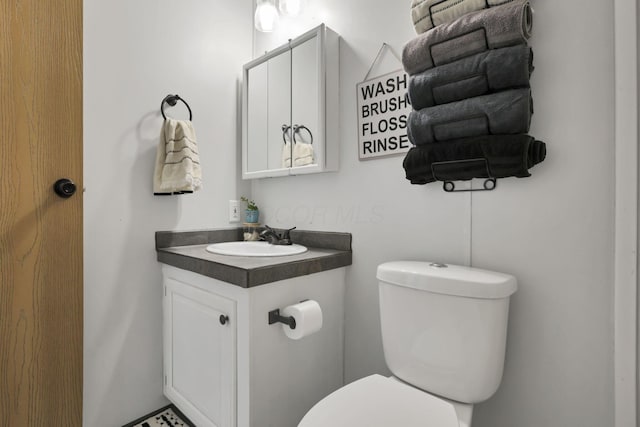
[299,261,517,427]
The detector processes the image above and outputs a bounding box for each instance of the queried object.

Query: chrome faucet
[260,225,296,245]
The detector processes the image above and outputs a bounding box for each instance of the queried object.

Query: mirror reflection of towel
[293,143,314,167]
[282,142,292,168]
[282,142,314,167]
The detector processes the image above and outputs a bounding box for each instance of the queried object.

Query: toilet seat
[298,375,460,427]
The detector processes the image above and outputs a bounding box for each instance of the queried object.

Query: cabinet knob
[219,314,230,325]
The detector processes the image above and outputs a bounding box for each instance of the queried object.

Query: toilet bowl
[299,374,472,427]
[299,261,517,427]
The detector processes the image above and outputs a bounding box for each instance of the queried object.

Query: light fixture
[278,0,303,17]
[255,0,280,33]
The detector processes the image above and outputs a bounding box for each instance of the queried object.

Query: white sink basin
[206,241,307,257]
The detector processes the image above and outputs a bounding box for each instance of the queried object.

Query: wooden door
[0,0,83,425]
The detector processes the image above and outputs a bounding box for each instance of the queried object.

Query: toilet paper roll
[281,300,323,340]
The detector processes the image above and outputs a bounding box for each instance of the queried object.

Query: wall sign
[357,69,412,160]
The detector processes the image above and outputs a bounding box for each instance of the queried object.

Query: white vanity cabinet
[163,276,237,427]
[161,264,346,427]
[242,24,339,179]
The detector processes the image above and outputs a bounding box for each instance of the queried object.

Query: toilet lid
[298,375,460,427]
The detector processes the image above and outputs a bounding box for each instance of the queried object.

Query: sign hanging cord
[363,43,403,82]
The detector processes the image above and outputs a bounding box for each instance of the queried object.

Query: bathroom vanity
[156,229,351,427]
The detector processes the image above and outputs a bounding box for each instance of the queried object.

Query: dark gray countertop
[156,228,352,288]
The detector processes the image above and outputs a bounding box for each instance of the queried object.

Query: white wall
[83,1,252,425]
[83,0,616,425]
[471,2,615,424]
[252,1,615,426]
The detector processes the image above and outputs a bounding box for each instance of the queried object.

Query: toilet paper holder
[268,308,296,330]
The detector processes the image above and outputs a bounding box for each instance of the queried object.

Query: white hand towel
[153,119,202,194]
[282,141,292,168]
[292,143,314,167]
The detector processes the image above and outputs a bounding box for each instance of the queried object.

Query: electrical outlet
[229,200,240,222]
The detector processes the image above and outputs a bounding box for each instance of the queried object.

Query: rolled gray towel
[407,88,532,145]
[403,0,533,75]
[402,134,546,184]
[409,45,533,110]
[411,0,518,35]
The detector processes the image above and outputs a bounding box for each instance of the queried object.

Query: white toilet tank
[377,261,517,404]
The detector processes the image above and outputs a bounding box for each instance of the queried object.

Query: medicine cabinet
[242,24,339,179]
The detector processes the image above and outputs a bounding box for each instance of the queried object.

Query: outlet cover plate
[229,200,240,222]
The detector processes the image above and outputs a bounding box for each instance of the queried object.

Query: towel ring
[292,125,313,145]
[282,124,293,144]
[161,94,193,121]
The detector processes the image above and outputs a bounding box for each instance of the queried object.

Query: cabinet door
[246,61,269,174]
[291,35,320,172]
[267,49,292,170]
[244,48,291,178]
[164,277,236,427]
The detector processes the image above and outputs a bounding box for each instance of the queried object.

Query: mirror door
[290,36,320,171]
[245,49,292,176]
[246,61,268,173]
[268,50,292,170]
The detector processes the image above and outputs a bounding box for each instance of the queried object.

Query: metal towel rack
[160,94,193,121]
[431,157,497,192]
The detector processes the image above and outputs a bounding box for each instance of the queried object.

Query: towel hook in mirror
[161,94,193,121]
[282,124,293,144]
[292,125,313,144]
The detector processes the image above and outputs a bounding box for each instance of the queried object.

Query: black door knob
[219,315,229,325]
[53,179,77,198]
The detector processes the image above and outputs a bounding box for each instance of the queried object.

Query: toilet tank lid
[377,261,517,299]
